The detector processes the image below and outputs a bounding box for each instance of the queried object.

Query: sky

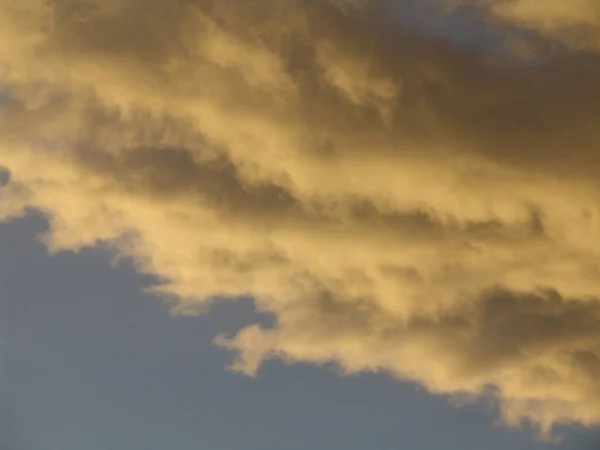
[3,0,600,449]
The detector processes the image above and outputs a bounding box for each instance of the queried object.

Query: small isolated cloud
[3,0,600,437]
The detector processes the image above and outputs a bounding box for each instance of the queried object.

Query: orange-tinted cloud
[3,0,600,437]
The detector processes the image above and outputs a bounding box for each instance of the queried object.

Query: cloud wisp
[3,0,600,436]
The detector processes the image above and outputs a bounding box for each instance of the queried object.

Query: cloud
[3,0,600,436]
[218,288,600,432]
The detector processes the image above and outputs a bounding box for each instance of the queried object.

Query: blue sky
[4,216,600,449]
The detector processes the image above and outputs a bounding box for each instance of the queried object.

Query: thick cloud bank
[3,0,600,435]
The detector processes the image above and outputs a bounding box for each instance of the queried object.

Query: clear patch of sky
[385,0,556,64]
[0,168,9,186]
[3,212,600,450]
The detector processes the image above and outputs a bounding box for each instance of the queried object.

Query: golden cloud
[3,0,600,437]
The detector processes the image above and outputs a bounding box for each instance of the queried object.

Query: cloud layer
[3,0,600,435]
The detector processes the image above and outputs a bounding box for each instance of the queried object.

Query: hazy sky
[3,1,600,448]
